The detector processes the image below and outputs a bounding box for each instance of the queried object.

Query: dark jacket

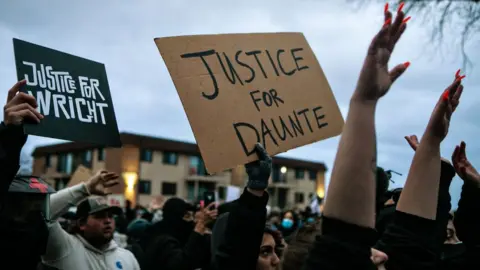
[304,161,455,270]
[450,180,480,270]
[211,189,269,270]
[374,160,455,270]
[142,198,210,270]
[0,123,27,198]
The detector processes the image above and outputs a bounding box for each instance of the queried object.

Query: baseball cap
[76,196,122,218]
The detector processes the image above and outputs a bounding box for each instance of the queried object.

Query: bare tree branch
[349,0,480,69]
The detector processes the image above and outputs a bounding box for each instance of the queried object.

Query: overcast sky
[0,0,478,208]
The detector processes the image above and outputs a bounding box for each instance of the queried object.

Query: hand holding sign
[354,3,410,101]
[4,80,43,126]
[246,143,272,191]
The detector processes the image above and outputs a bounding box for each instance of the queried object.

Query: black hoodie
[141,198,210,270]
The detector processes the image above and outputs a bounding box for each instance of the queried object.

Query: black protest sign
[13,39,121,147]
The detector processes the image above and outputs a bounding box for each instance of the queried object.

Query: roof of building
[32,132,327,171]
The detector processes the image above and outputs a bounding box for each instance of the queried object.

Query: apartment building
[32,132,327,209]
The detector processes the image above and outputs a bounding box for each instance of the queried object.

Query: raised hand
[354,3,410,101]
[425,71,465,141]
[196,201,218,227]
[4,80,43,125]
[405,134,419,151]
[85,170,120,195]
[245,143,272,191]
[452,141,480,185]
[405,134,453,164]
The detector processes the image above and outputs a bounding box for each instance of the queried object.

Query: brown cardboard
[154,33,344,174]
[67,165,93,187]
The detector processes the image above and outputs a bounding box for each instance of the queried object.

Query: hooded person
[0,175,55,269]
[141,197,217,270]
[144,198,197,246]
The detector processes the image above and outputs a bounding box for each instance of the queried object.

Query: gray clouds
[0,0,478,208]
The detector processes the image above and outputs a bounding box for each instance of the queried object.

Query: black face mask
[181,220,195,233]
[1,210,49,256]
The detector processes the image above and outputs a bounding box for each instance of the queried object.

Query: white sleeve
[49,183,90,220]
[42,222,76,263]
[126,249,141,270]
[133,256,141,270]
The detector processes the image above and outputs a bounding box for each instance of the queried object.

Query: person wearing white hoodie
[41,170,140,270]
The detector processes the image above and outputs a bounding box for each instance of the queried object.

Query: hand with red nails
[452,141,480,186]
[425,72,465,141]
[4,80,44,126]
[353,2,410,101]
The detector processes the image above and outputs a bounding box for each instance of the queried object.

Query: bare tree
[18,148,33,175]
[350,0,479,68]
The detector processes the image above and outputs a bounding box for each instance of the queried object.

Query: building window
[65,154,73,174]
[294,192,305,203]
[97,148,105,161]
[272,165,287,183]
[272,165,280,183]
[309,193,314,200]
[57,153,72,174]
[218,186,226,200]
[162,182,177,195]
[189,156,206,175]
[45,154,51,168]
[84,150,92,163]
[295,169,305,179]
[198,181,215,199]
[162,152,178,165]
[57,154,66,172]
[309,170,317,181]
[138,180,152,194]
[140,149,153,162]
[186,181,195,201]
[54,177,70,190]
[82,150,92,167]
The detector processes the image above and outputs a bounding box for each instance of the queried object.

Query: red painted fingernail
[455,69,461,78]
[398,2,405,13]
[384,3,389,13]
[384,18,392,27]
[442,90,449,101]
[403,61,410,68]
[402,16,411,23]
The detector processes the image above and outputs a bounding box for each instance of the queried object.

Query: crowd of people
[0,3,479,270]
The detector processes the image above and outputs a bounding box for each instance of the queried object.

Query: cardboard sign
[67,165,93,188]
[155,33,344,173]
[13,39,121,147]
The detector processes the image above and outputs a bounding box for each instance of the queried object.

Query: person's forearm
[50,183,90,220]
[397,134,441,220]
[324,98,377,228]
